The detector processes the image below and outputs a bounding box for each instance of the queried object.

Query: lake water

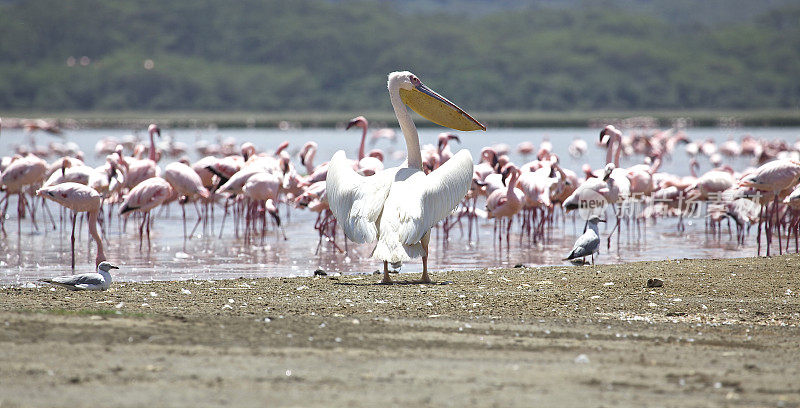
[2,125,798,284]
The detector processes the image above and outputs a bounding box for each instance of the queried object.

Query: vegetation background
[0,0,798,116]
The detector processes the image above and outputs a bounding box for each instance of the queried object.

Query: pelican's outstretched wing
[394,149,474,245]
[326,150,396,244]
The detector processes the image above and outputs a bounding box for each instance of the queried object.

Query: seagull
[40,261,119,291]
[563,216,605,265]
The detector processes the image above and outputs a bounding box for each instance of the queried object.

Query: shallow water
[1,125,798,284]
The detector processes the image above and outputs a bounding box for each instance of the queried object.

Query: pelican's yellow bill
[400,88,485,132]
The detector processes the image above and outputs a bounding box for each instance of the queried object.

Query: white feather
[373,149,473,262]
[326,150,396,244]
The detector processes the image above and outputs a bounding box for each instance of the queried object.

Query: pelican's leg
[381,261,393,284]
[415,232,432,284]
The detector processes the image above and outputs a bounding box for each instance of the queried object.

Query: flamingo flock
[2,89,800,278]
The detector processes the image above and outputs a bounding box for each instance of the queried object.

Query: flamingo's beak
[400,80,485,131]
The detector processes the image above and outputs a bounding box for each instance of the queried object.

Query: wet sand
[1,255,799,407]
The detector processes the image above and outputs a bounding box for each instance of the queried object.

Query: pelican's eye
[410,76,420,86]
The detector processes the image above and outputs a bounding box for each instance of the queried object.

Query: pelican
[327,71,485,284]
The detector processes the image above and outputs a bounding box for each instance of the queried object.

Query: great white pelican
[326,71,485,284]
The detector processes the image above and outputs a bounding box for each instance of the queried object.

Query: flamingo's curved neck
[506,171,518,196]
[358,124,367,161]
[148,130,157,162]
[304,147,316,174]
[605,133,621,167]
[649,157,662,175]
[390,89,422,170]
[88,211,105,266]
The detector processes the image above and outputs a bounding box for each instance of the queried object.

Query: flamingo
[486,165,523,244]
[119,177,174,250]
[568,138,588,158]
[437,132,460,165]
[0,154,48,234]
[599,126,631,247]
[327,71,484,284]
[346,116,370,162]
[242,171,285,241]
[36,182,106,269]
[123,124,161,189]
[298,142,329,185]
[164,160,210,237]
[739,159,800,255]
[346,116,385,175]
[517,141,535,158]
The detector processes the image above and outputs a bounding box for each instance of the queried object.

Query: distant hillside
[0,0,798,112]
[359,0,798,25]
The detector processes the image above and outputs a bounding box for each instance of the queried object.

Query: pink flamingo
[517,164,559,241]
[120,177,174,250]
[358,151,384,176]
[294,180,342,253]
[164,160,210,237]
[346,116,385,175]
[568,138,588,158]
[437,132,460,165]
[369,127,397,146]
[123,124,161,189]
[299,142,322,176]
[486,165,523,245]
[783,186,800,252]
[346,116,370,162]
[740,159,800,255]
[36,182,105,269]
[517,141,535,158]
[474,147,499,182]
[0,154,48,234]
[242,171,285,242]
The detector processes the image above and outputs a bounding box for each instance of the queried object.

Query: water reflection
[0,193,757,285]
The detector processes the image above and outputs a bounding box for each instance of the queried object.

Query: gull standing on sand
[563,216,604,265]
[39,261,119,291]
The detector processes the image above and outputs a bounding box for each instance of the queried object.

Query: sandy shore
[1,255,799,407]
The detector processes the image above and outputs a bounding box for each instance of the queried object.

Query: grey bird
[563,216,605,265]
[40,261,119,291]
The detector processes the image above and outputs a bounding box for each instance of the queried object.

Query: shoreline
[2,109,799,130]
[1,255,799,407]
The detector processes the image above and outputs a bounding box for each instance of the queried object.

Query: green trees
[0,0,797,111]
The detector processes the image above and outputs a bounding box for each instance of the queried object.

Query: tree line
[0,0,797,112]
